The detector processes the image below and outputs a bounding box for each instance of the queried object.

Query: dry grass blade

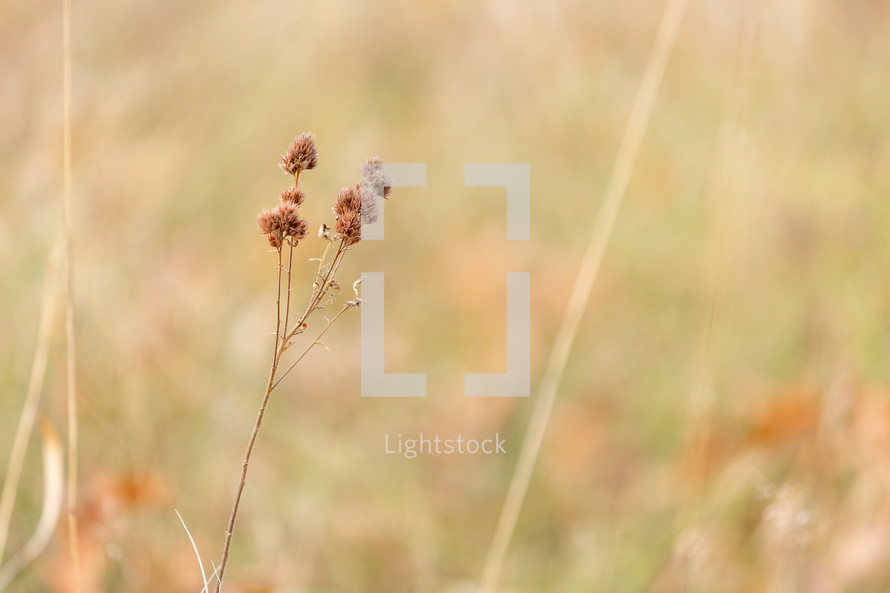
[175,510,213,593]
[682,8,757,525]
[479,0,690,590]
[0,417,65,592]
[667,16,758,593]
[0,238,63,565]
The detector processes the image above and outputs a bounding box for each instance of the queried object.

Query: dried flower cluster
[279,132,319,176]
[216,134,394,592]
[258,135,321,250]
[280,186,306,206]
[333,184,363,245]
[359,156,393,225]
[257,202,308,249]
[261,141,394,250]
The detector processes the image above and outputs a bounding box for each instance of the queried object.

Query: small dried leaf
[0,417,64,591]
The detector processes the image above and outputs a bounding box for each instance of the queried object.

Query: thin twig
[216,249,284,590]
[479,0,689,590]
[282,242,294,345]
[314,240,334,293]
[272,305,350,391]
[275,250,283,342]
[215,347,281,590]
[282,238,347,347]
[281,172,300,342]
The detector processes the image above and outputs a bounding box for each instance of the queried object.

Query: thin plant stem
[276,249,283,343]
[282,242,295,343]
[310,240,334,303]
[282,239,347,347]
[216,249,284,590]
[282,170,300,342]
[216,237,349,591]
[214,339,283,591]
[272,305,349,391]
[479,0,689,590]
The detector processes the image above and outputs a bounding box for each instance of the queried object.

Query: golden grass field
[2,0,890,591]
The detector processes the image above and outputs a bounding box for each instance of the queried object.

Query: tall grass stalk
[479,0,690,590]
[662,14,758,592]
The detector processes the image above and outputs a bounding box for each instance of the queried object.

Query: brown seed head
[280,186,306,207]
[336,210,362,246]
[279,133,319,176]
[277,202,308,244]
[334,184,362,217]
[257,207,284,249]
[258,203,308,249]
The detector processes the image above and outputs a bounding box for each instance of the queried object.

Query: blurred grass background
[2,0,890,591]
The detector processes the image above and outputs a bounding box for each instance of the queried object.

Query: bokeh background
[3,0,890,591]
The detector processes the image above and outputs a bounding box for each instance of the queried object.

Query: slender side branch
[479,0,689,590]
[272,305,350,391]
[282,238,347,348]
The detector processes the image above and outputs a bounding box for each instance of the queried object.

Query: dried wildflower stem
[216,239,348,591]
[217,247,287,589]
[275,250,283,346]
[216,139,383,590]
[215,349,281,590]
[281,172,301,336]
[282,244,295,338]
[479,0,688,591]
